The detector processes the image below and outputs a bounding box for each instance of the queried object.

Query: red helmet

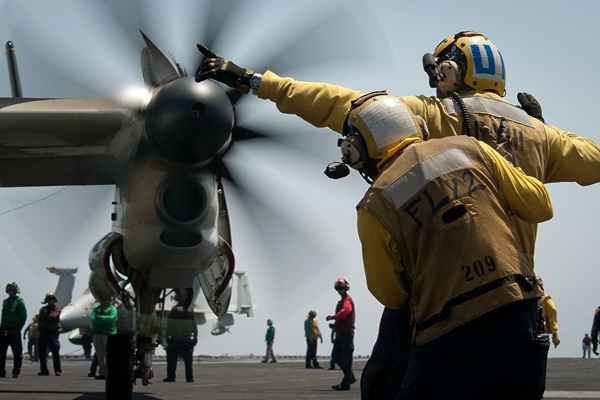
[334,277,350,291]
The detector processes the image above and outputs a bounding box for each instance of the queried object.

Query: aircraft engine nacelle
[115,158,220,289]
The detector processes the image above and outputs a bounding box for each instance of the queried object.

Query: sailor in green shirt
[262,319,276,363]
[0,283,26,378]
[90,299,117,379]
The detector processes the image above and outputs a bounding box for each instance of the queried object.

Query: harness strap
[416,273,539,333]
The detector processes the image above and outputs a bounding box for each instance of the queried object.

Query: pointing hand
[195,44,253,94]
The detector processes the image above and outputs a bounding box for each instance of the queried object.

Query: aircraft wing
[0,97,134,186]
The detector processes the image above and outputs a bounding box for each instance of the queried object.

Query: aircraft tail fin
[47,267,78,309]
[234,271,254,318]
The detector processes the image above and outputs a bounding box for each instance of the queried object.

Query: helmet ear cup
[340,134,368,169]
[436,60,462,96]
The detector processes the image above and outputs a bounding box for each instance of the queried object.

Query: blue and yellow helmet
[434,31,506,96]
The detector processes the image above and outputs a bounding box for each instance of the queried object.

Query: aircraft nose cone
[60,304,89,333]
[145,78,234,164]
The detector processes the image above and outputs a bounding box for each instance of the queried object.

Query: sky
[0,0,598,360]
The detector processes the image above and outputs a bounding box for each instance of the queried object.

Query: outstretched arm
[545,126,600,185]
[256,71,361,133]
[195,44,362,134]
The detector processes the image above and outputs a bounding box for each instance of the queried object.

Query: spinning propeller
[5,0,384,287]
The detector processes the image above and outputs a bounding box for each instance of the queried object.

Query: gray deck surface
[0,358,598,399]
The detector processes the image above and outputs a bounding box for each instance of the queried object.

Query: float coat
[357,135,552,344]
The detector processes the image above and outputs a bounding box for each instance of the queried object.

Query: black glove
[517,92,545,123]
[195,44,253,93]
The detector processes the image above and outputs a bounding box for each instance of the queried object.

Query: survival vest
[358,135,543,344]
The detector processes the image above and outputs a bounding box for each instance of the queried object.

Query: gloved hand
[517,92,545,123]
[195,44,253,94]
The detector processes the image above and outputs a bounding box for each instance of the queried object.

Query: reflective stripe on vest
[383,148,475,209]
[351,96,418,155]
[441,95,533,127]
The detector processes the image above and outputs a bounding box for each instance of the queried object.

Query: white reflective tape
[544,391,600,398]
[463,96,533,127]
[358,97,417,150]
[441,98,457,115]
[383,148,474,208]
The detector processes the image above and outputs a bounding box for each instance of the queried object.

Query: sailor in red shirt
[326,277,356,391]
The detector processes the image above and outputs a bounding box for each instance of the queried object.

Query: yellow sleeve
[257,70,362,134]
[313,320,321,338]
[545,125,600,185]
[479,141,553,223]
[543,295,559,334]
[356,208,407,308]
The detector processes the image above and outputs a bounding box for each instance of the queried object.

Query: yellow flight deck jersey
[256,71,599,339]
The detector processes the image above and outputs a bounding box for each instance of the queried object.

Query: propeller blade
[201,1,244,53]
[221,143,346,293]
[140,30,182,87]
[232,126,269,142]
[7,1,143,98]
[203,1,382,77]
[226,88,245,106]
[213,158,236,186]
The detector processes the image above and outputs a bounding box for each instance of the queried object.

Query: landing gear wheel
[106,334,134,400]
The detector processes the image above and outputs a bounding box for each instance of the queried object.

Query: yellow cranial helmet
[336,92,427,183]
[345,94,423,160]
[433,31,506,96]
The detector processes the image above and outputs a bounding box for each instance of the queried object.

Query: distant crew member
[326,277,356,391]
[163,296,197,383]
[583,334,592,359]
[304,310,323,369]
[328,323,337,370]
[90,299,118,380]
[0,282,27,378]
[37,293,62,376]
[262,319,276,363]
[23,315,39,362]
